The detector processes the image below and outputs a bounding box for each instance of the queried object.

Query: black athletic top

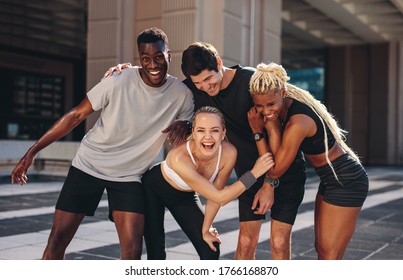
[184,65,304,178]
[284,99,336,155]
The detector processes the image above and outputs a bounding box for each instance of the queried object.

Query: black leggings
[141,164,220,260]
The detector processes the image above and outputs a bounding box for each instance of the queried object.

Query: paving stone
[1,166,402,260]
[366,243,403,260]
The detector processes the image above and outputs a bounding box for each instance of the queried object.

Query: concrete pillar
[132,0,196,79]
[85,0,135,130]
[259,0,282,65]
[193,0,281,69]
[162,0,197,79]
[327,42,403,165]
[388,41,403,164]
[327,45,370,163]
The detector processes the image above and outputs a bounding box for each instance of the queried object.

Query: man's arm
[11,97,94,185]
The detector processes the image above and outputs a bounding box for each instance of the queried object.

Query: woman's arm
[248,105,313,179]
[202,200,222,251]
[247,106,283,158]
[172,144,274,206]
[265,115,313,178]
[202,171,230,251]
[247,107,270,155]
[247,107,280,213]
[264,118,282,156]
[201,151,234,251]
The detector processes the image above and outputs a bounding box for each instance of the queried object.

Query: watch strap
[253,132,264,141]
[264,177,280,188]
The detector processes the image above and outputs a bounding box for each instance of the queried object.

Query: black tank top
[284,99,336,155]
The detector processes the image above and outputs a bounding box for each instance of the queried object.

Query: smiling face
[251,89,286,121]
[190,69,223,96]
[192,112,226,157]
[138,40,170,87]
[189,58,223,96]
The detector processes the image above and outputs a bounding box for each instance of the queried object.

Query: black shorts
[270,165,306,225]
[238,176,266,222]
[56,166,145,219]
[316,154,368,207]
[238,157,306,224]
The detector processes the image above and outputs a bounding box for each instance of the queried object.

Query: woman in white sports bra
[142,106,274,259]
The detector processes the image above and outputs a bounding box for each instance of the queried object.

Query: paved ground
[0,165,402,260]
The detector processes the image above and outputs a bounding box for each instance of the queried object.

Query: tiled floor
[0,166,402,260]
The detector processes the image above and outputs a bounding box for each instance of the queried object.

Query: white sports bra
[161,141,222,191]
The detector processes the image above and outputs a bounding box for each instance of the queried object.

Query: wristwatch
[253,132,264,141]
[264,177,280,188]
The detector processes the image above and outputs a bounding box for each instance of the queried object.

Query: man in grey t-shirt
[11,27,194,260]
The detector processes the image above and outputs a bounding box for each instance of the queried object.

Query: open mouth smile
[149,69,161,76]
[202,143,215,150]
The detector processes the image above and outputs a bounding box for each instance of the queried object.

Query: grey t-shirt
[72,67,194,182]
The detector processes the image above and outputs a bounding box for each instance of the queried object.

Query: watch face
[264,177,280,188]
[271,179,280,188]
[254,133,263,141]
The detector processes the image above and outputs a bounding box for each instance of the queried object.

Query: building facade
[1,0,402,176]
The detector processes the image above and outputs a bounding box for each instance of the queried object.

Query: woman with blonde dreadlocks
[247,62,368,259]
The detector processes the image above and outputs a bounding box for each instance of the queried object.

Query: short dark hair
[137,27,169,49]
[181,42,219,79]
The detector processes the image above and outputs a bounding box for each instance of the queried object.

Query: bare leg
[235,220,263,260]
[314,194,361,259]
[42,209,85,259]
[270,219,293,259]
[112,210,144,260]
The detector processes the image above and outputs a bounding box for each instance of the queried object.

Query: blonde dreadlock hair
[249,62,360,180]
